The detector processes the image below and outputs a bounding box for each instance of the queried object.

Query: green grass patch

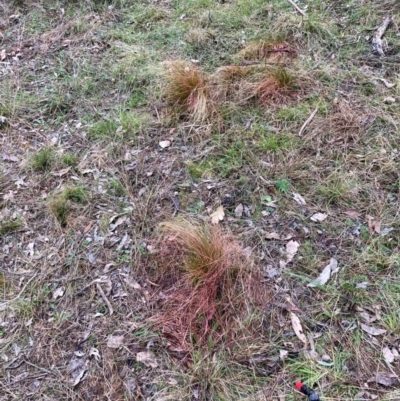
[0,219,22,237]
[31,147,55,172]
[61,153,79,168]
[48,186,89,226]
[89,120,119,140]
[107,179,126,197]
[256,132,294,152]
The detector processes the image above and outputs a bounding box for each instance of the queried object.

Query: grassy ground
[1,0,400,400]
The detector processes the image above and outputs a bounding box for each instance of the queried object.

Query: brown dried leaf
[290,312,307,344]
[344,210,362,219]
[122,274,142,290]
[367,373,399,387]
[366,216,382,234]
[286,240,299,263]
[83,221,93,234]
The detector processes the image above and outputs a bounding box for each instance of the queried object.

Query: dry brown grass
[210,65,252,102]
[239,40,297,63]
[304,100,374,146]
[151,219,267,350]
[163,61,212,122]
[212,65,249,83]
[328,100,369,141]
[184,28,215,46]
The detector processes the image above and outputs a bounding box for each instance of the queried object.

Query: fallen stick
[287,0,306,17]
[299,106,318,136]
[96,282,114,315]
[372,16,392,57]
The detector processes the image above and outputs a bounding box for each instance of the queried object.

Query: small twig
[298,106,318,136]
[153,104,160,122]
[76,277,107,296]
[287,0,306,17]
[11,373,48,386]
[96,282,114,315]
[0,274,38,311]
[372,16,392,57]
[259,176,273,185]
[0,381,18,399]
[171,193,180,217]
[4,358,25,370]
[24,359,55,375]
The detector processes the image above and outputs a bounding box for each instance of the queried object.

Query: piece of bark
[372,16,392,57]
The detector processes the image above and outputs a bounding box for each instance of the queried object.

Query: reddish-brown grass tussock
[163,61,212,121]
[151,219,267,350]
[256,67,299,104]
[240,40,297,63]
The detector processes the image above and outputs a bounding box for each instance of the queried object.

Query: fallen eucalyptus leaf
[344,210,362,219]
[383,96,396,104]
[308,258,338,287]
[367,373,399,387]
[290,312,307,344]
[361,323,387,336]
[293,193,306,205]
[72,363,88,387]
[51,167,71,177]
[383,347,395,364]
[378,78,396,88]
[310,212,328,222]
